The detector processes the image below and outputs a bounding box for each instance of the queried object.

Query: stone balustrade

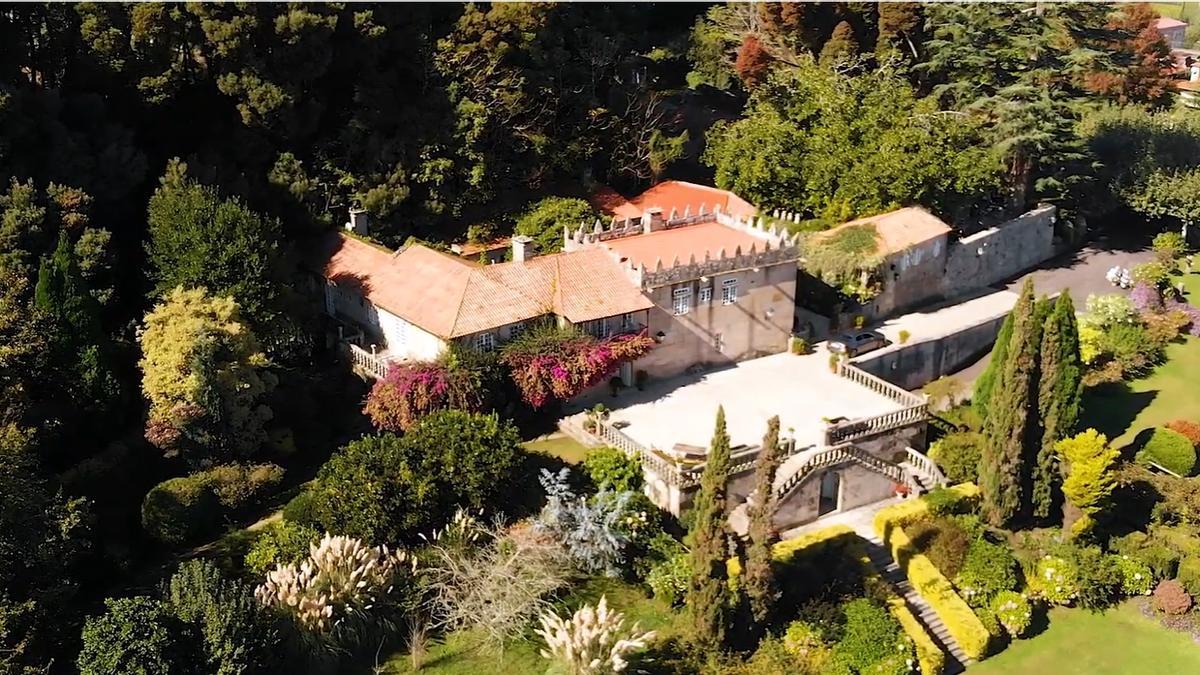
[346,342,390,380]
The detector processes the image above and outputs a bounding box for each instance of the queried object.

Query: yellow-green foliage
[139,286,274,457]
[874,484,990,661]
[727,524,854,579]
[876,483,981,527]
[1059,429,1121,538]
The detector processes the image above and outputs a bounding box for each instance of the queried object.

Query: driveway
[949,230,1155,385]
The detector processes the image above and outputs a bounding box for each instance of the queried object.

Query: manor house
[317,181,801,381]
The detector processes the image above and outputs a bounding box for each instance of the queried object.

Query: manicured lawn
[1081,272,1200,449]
[523,434,591,465]
[377,577,679,674]
[971,602,1200,674]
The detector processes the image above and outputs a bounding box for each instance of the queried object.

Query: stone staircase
[862,534,973,674]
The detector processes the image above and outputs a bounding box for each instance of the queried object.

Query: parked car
[828,330,888,357]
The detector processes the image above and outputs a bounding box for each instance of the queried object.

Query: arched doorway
[818,470,841,516]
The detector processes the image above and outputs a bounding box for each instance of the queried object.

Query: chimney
[511,235,535,262]
[345,208,369,236]
[642,207,664,234]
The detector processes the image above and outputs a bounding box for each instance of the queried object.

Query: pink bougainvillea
[501,328,654,408]
[364,361,487,432]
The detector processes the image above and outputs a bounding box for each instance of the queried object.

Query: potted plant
[898,329,910,344]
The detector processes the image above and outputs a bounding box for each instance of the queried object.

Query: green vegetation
[972,603,1200,675]
[523,435,590,465]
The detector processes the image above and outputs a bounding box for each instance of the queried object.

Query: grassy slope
[971,603,1200,675]
[523,434,591,465]
[377,577,679,674]
[1082,272,1200,449]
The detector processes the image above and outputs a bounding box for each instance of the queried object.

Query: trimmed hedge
[727,524,854,579]
[875,484,990,662]
[141,463,285,545]
[884,585,945,675]
[1137,427,1197,476]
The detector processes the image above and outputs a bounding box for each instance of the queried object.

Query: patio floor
[574,350,905,455]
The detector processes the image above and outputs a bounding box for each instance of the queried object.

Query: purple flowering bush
[502,324,654,408]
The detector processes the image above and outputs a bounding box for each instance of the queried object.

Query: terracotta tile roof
[589,185,642,219]
[816,207,952,256]
[320,233,652,339]
[626,180,758,219]
[601,220,776,270]
[1157,17,1188,30]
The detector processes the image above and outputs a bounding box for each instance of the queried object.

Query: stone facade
[862,235,950,319]
[634,263,796,378]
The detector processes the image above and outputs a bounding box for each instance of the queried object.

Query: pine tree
[980,279,1040,527]
[687,406,732,651]
[743,415,782,630]
[1058,429,1119,538]
[1033,293,1083,520]
[972,309,1014,420]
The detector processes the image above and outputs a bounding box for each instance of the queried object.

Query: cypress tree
[972,309,1014,420]
[744,415,782,630]
[980,279,1040,527]
[819,20,860,66]
[34,231,118,414]
[1033,293,1082,520]
[687,406,732,651]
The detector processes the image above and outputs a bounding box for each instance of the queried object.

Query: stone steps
[863,535,974,674]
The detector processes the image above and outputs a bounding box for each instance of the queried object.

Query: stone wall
[941,205,1056,297]
[853,307,1011,390]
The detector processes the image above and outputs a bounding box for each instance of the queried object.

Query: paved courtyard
[595,351,905,453]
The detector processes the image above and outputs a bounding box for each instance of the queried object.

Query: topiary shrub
[1153,579,1193,615]
[927,432,983,485]
[1137,427,1198,476]
[1114,555,1154,597]
[990,591,1033,638]
[203,463,284,510]
[955,539,1019,607]
[141,476,220,545]
[582,446,643,492]
[923,485,973,517]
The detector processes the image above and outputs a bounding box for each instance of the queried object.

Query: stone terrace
[576,350,907,454]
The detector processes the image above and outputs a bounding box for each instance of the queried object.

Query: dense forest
[1,2,1199,673]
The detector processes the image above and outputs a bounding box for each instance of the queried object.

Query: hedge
[727,524,854,579]
[141,463,285,545]
[875,484,990,662]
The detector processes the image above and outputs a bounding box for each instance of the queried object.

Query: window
[508,321,525,339]
[474,332,496,352]
[721,278,739,305]
[699,285,712,304]
[713,332,724,353]
[598,318,613,338]
[621,313,635,331]
[672,286,692,316]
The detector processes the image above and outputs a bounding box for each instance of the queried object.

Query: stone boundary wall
[942,205,1056,298]
[852,309,1011,390]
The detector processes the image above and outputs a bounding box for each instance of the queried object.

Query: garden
[912,232,1200,669]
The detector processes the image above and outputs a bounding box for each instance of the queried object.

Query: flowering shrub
[1131,261,1170,288]
[1114,555,1154,596]
[1029,555,1079,606]
[255,534,412,644]
[364,351,494,431]
[955,539,1019,606]
[1166,419,1200,448]
[1129,282,1163,314]
[1105,265,1132,289]
[501,324,654,408]
[829,598,915,675]
[1084,294,1137,328]
[536,595,655,674]
[1166,300,1200,337]
[990,591,1033,638]
[645,547,690,606]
